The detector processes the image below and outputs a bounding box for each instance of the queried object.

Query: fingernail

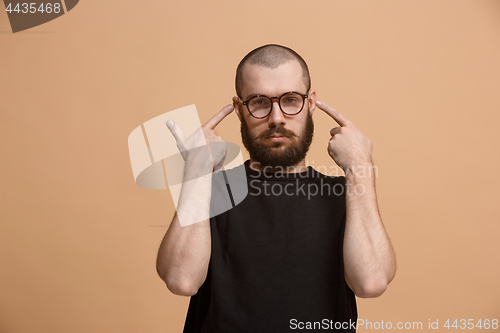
[228,105,234,110]
[166,120,174,129]
[316,101,322,106]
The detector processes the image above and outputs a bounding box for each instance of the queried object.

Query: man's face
[235,60,317,170]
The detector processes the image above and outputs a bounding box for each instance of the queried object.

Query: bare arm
[156,105,234,296]
[156,156,212,296]
[316,100,396,298]
[343,164,396,298]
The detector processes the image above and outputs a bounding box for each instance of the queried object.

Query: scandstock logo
[3,0,79,33]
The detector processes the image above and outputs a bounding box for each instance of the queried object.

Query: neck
[248,157,308,173]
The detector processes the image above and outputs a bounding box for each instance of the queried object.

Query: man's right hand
[166,104,234,172]
[157,104,234,296]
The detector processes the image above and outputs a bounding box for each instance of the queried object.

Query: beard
[240,110,314,170]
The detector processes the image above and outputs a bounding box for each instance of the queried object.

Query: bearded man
[156,44,396,333]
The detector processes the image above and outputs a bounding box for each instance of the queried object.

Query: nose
[268,98,286,127]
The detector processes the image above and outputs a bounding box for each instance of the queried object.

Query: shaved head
[235,44,311,98]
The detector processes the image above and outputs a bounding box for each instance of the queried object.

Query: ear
[232,96,242,121]
[307,90,317,116]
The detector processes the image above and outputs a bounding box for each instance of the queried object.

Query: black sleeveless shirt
[183,160,357,332]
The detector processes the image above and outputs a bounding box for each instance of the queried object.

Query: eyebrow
[242,93,261,101]
[243,91,304,101]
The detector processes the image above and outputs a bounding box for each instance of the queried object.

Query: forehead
[240,60,307,99]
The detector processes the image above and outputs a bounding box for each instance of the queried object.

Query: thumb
[330,126,341,137]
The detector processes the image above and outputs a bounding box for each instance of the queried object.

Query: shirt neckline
[243,159,314,180]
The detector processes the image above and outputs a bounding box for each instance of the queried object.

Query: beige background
[1,0,499,332]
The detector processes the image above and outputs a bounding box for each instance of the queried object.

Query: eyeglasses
[239,91,309,119]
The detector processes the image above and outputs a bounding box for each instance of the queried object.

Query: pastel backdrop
[1,0,499,332]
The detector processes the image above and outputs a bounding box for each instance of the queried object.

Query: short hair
[235,44,311,98]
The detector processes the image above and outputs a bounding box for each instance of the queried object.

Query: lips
[266,134,289,142]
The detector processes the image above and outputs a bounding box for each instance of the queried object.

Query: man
[156,44,396,332]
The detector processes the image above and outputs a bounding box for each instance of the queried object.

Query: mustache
[259,126,296,139]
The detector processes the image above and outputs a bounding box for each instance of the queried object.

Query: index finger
[315,101,351,127]
[203,105,234,130]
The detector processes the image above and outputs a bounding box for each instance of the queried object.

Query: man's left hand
[315,100,373,172]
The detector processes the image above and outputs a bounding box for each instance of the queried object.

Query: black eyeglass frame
[238,91,309,119]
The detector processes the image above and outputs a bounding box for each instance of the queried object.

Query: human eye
[282,93,300,104]
[250,97,270,107]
